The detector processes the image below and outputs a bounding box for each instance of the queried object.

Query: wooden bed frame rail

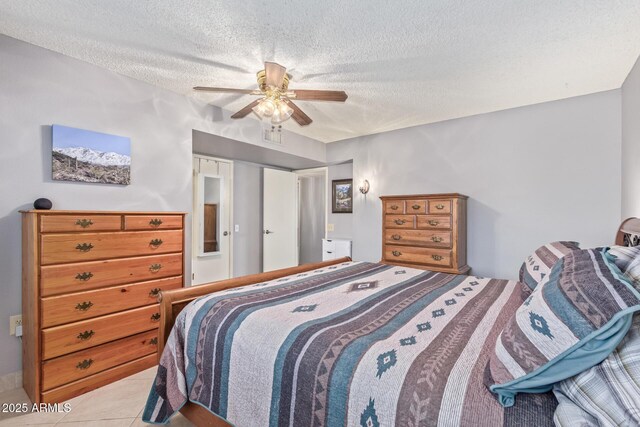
[156,257,351,357]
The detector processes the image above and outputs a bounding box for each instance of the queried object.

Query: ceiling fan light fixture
[271,100,293,124]
[253,97,277,117]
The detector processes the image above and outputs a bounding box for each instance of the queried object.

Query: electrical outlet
[327,223,335,232]
[9,315,22,336]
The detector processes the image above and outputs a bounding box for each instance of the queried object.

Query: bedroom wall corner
[326,162,354,240]
[622,54,640,219]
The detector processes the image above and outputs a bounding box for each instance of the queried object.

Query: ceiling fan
[194,62,348,126]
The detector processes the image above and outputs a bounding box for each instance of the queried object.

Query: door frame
[294,167,329,241]
[192,154,234,281]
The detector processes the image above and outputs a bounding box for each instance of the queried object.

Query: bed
[142,218,640,427]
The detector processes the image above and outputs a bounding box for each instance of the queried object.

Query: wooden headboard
[156,257,351,357]
[615,217,640,246]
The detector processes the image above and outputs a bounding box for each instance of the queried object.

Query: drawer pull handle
[391,234,401,241]
[75,272,93,281]
[149,218,163,227]
[412,204,421,210]
[151,313,161,322]
[427,220,440,226]
[432,255,444,261]
[76,359,93,370]
[394,219,406,225]
[77,330,94,341]
[75,219,93,228]
[75,301,93,311]
[435,204,445,210]
[149,263,163,273]
[75,243,94,252]
[149,287,161,297]
[431,236,443,243]
[390,205,399,211]
[149,239,163,248]
[149,337,158,345]
[392,250,402,257]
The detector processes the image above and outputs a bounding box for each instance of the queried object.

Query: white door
[192,156,233,285]
[263,168,298,271]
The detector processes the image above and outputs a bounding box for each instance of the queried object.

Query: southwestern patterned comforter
[143,261,556,426]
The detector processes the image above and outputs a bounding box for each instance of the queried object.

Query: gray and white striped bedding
[143,261,557,426]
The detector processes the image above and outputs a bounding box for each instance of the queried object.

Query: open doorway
[296,168,327,264]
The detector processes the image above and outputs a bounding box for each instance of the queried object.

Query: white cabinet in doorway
[322,239,352,261]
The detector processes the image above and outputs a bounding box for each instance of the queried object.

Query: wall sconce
[358,179,370,194]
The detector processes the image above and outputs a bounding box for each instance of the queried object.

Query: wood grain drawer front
[41,230,183,265]
[41,330,157,391]
[385,230,452,248]
[385,201,405,214]
[40,253,183,297]
[405,200,427,214]
[41,276,182,328]
[42,305,160,360]
[428,200,452,214]
[124,215,182,231]
[385,215,415,229]
[416,215,452,230]
[385,246,453,268]
[40,215,122,233]
[41,354,156,404]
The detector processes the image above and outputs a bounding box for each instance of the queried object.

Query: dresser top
[379,193,468,200]
[20,210,187,215]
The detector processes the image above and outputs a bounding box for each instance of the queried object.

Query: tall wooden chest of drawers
[380,194,469,274]
[21,210,185,403]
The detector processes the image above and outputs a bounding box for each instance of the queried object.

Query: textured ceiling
[1,1,640,143]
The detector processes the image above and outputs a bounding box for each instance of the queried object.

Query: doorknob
[264,229,274,234]
[223,231,229,236]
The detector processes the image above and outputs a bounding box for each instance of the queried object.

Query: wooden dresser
[21,210,185,403]
[380,194,469,274]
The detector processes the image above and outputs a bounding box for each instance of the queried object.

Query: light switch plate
[9,315,22,336]
[234,224,240,232]
[327,223,335,232]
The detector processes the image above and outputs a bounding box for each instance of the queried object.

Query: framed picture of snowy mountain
[52,125,131,185]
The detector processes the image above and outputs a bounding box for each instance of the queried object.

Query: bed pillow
[606,245,640,273]
[624,255,640,284]
[519,241,580,291]
[553,314,640,426]
[486,248,640,407]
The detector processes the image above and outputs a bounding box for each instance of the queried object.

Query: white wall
[622,55,640,218]
[327,90,622,280]
[0,35,326,381]
[327,162,353,239]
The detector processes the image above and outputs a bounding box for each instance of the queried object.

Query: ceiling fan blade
[193,87,261,95]
[287,100,313,126]
[265,62,287,88]
[288,90,348,102]
[231,99,261,119]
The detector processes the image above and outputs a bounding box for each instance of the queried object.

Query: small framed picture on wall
[332,179,353,213]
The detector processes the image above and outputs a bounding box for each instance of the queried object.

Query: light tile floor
[0,368,193,426]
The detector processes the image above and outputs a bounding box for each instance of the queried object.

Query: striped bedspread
[143,261,557,426]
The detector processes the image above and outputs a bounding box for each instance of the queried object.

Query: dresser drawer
[405,200,427,214]
[385,230,452,248]
[40,354,156,404]
[41,330,157,391]
[42,305,160,360]
[385,201,405,214]
[385,246,453,268]
[41,230,183,265]
[385,215,415,229]
[40,215,122,233]
[124,215,183,231]
[428,200,452,214]
[416,215,452,230]
[41,276,182,328]
[40,253,183,297]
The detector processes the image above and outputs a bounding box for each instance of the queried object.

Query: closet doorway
[192,155,233,285]
[296,168,327,265]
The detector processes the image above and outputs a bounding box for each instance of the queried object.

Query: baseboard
[0,370,22,393]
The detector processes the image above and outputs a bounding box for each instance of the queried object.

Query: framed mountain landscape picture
[52,125,131,185]
[331,178,353,213]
